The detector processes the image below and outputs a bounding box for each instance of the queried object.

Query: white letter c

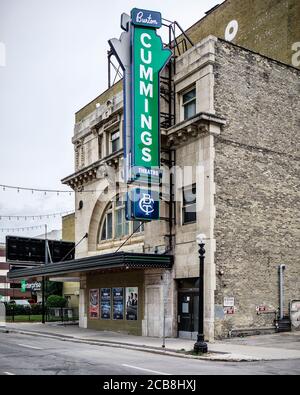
[141,33,151,48]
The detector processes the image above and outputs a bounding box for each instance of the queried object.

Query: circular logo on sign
[139,193,155,216]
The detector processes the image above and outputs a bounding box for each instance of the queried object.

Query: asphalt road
[0,332,299,375]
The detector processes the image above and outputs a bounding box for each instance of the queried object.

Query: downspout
[279,264,286,320]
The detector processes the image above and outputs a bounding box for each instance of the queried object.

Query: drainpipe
[279,264,286,320]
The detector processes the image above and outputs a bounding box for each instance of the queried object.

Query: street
[0,332,299,375]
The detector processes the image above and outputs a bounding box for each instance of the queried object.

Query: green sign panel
[109,9,172,221]
[21,280,27,293]
[131,25,172,172]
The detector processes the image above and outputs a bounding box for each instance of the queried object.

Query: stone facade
[180,0,300,70]
[62,34,299,339]
[61,213,80,310]
[213,40,300,337]
[62,213,75,242]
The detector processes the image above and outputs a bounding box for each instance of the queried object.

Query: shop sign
[101,288,111,320]
[113,288,124,320]
[126,287,138,321]
[131,8,162,28]
[21,280,27,293]
[89,289,100,320]
[256,305,268,313]
[224,307,235,315]
[31,281,41,292]
[131,21,171,176]
[25,281,41,292]
[109,8,172,222]
[291,300,300,329]
[223,297,235,307]
[127,188,159,221]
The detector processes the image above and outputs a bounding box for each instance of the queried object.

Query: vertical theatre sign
[109,8,172,222]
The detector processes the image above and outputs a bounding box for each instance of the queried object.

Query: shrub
[30,303,43,315]
[5,304,31,316]
[46,295,67,308]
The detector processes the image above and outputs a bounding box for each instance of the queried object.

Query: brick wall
[213,40,300,337]
[183,0,300,69]
[62,213,75,242]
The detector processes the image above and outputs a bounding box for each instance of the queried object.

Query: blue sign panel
[127,189,159,221]
[131,8,162,29]
[128,166,162,186]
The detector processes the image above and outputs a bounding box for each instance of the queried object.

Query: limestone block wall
[143,269,174,337]
[213,40,300,337]
[75,177,110,258]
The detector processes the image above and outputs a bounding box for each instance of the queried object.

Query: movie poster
[112,287,124,320]
[89,289,99,320]
[101,288,111,320]
[126,287,138,321]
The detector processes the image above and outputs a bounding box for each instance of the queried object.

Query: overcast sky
[0,0,220,241]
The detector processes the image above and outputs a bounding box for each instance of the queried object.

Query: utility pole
[42,225,48,324]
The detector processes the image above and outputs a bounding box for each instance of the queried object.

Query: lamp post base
[194,339,208,354]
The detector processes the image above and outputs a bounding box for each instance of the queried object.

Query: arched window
[99,195,144,242]
[100,203,113,241]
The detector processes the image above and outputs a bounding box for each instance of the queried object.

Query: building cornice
[61,150,124,190]
[166,112,226,147]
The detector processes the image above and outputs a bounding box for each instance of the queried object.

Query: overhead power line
[0,224,52,233]
[0,210,74,221]
[0,184,96,194]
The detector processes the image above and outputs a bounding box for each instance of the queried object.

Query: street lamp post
[194,234,208,354]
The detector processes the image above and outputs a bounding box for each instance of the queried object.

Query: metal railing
[4,304,79,324]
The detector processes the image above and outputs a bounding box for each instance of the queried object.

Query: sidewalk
[1,322,300,362]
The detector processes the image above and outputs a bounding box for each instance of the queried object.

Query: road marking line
[122,364,170,375]
[17,344,43,350]
[3,372,15,375]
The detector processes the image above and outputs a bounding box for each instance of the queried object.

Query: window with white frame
[115,194,129,238]
[111,130,120,154]
[182,184,197,225]
[99,195,144,242]
[182,88,196,120]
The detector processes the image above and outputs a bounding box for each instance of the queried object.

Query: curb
[0,327,262,362]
